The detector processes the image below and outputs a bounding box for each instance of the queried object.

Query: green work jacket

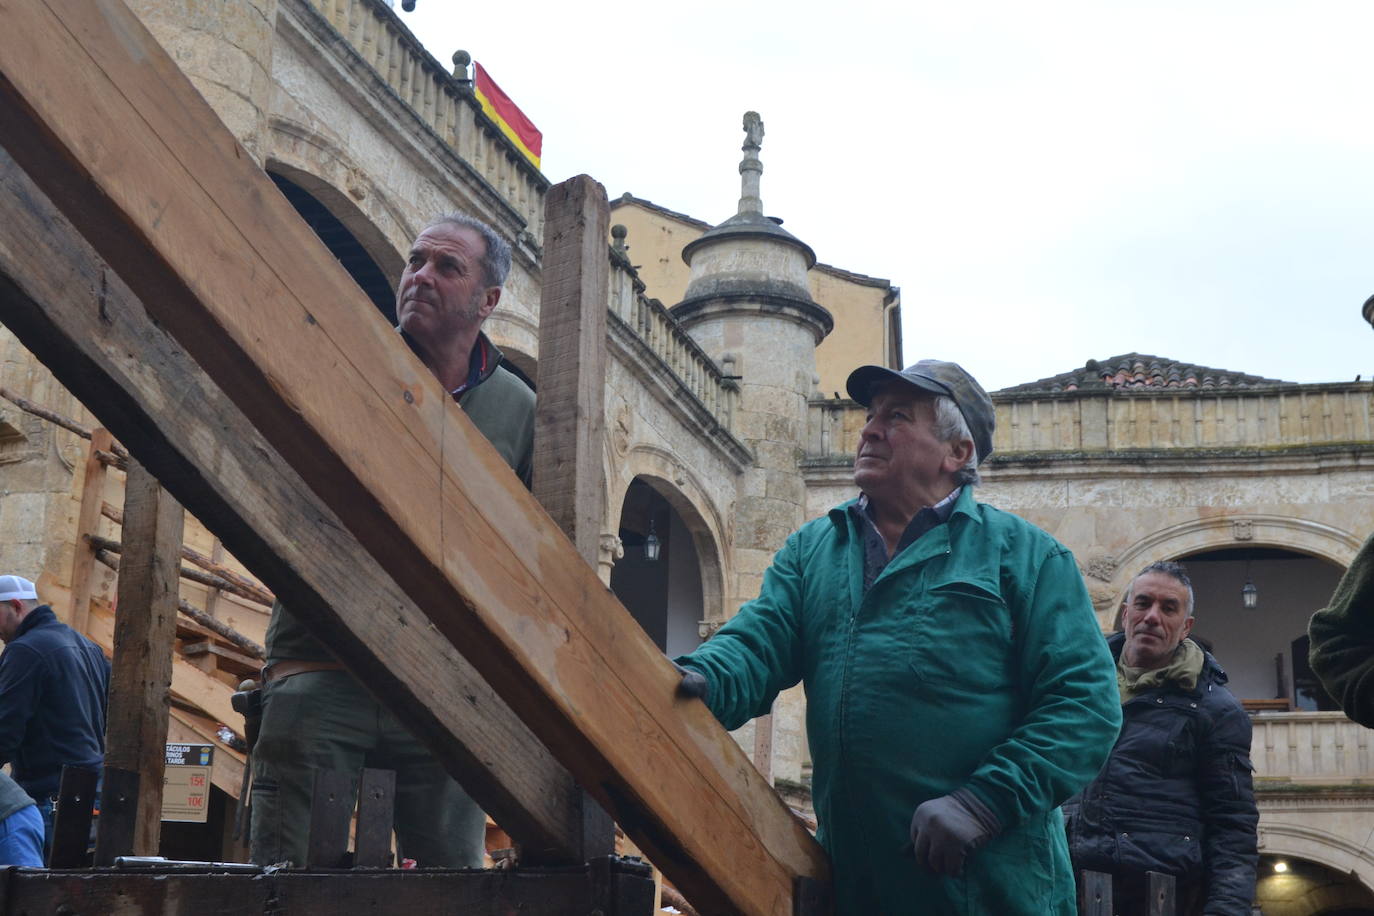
[679,488,1121,915]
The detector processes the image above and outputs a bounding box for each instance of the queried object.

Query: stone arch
[266,118,411,276]
[605,444,729,628]
[484,312,539,384]
[1116,515,1361,577]
[1259,820,1374,894]
[1097,514,1361,628]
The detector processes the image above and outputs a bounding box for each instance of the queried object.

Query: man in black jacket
[1065,561,1258,916]
[0,575,111,856]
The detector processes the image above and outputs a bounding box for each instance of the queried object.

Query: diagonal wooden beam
[0,153,583,861]
[0,0,827,911]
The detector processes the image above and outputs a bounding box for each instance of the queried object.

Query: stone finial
[611,223,628,255]
[738,111,765,216]
[452,50,472,88]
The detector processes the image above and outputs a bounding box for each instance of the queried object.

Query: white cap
[0,576,37,601]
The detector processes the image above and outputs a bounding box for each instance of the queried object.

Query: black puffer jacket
[1064,634,1258,915]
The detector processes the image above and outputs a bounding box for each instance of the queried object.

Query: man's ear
[1180,615,1195,640]
[942,437,975,474]
[478,286,502,321]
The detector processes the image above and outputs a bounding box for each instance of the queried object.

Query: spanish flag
[473,62,542,170]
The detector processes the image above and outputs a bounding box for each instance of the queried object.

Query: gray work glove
[909,789,1001,876]
[671,659,709,702]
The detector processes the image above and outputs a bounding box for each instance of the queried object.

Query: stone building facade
[0,0,1371,909]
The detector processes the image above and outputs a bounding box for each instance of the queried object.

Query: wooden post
[98,460,184,857]
[49,765,99,867]
[534,174,614,863]
[534,174,609,562]
[0,1,831,906]
[1079,870,1113,916]
[1147,871,1177,916]
[67,427,113,632]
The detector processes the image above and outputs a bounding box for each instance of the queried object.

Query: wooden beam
[0,1,828,910]
[0,156,583,863]
[102,460,183,855]
[0,860,658,914]
[533,175,615,864]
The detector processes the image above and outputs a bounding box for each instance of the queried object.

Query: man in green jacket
[250,213,535,868]
[1310,530,1374,727]
[677,360,1121,914]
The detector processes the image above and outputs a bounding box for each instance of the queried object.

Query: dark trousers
[249,669,487,868]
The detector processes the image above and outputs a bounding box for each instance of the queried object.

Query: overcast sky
[401,2,1374,391]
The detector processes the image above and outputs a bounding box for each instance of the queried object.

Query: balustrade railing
[803,385,1374,463]
[1251,711,1374,783]
[298,0,546,239]
[607,260,737,434]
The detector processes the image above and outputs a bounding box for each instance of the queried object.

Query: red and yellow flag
[473,62,542,170]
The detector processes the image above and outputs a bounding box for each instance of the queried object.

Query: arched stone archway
[605,446,729,615]
[1113,515,1362,583]
[1094,515,1362,631]
[1253,852,1374,915]
[484,312,538,385]
[1258,820,1374,896]
[265,123,411,275]
[610,477,714,656]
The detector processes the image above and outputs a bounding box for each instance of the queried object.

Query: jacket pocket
[1115,827,1203,878]
[909,579,1012,693]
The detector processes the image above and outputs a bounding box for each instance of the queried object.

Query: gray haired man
[250,213,534,867]
[676,360,1121,914]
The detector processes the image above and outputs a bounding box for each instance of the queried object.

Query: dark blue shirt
[0,606,110,799]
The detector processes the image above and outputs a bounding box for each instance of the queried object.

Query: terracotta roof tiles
[997,353,1293,394]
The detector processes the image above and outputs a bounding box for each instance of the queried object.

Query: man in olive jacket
[1310,530,1374,727]
[676,360,1121,914]
[251,213,534,868]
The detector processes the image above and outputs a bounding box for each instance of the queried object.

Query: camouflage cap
[845,359,995,462]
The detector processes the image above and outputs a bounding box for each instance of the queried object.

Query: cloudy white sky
[401,2,1374,391]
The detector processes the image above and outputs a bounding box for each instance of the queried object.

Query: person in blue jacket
[0,575,110,856]
[676,360,1122,914]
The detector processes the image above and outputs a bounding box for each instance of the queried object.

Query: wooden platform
[0,859,655,916]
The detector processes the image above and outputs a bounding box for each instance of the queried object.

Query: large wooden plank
[103,461,183,856]
[0,155,581,861]
[0,1,828,911]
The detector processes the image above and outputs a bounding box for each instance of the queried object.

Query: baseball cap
[845,359,996,463]
[0,576,37,601]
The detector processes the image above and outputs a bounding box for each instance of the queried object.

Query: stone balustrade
[994,384,1373,455]
[608,258,738,437]
[1252,711,1374,784]
[299,0,547,239]
[803,384,1374,463]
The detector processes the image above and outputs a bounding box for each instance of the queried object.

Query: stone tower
[672,112,833,615]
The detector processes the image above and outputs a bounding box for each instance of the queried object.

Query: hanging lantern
[644,519,661,563]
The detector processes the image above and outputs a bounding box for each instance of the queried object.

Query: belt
[261,659,346,683]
